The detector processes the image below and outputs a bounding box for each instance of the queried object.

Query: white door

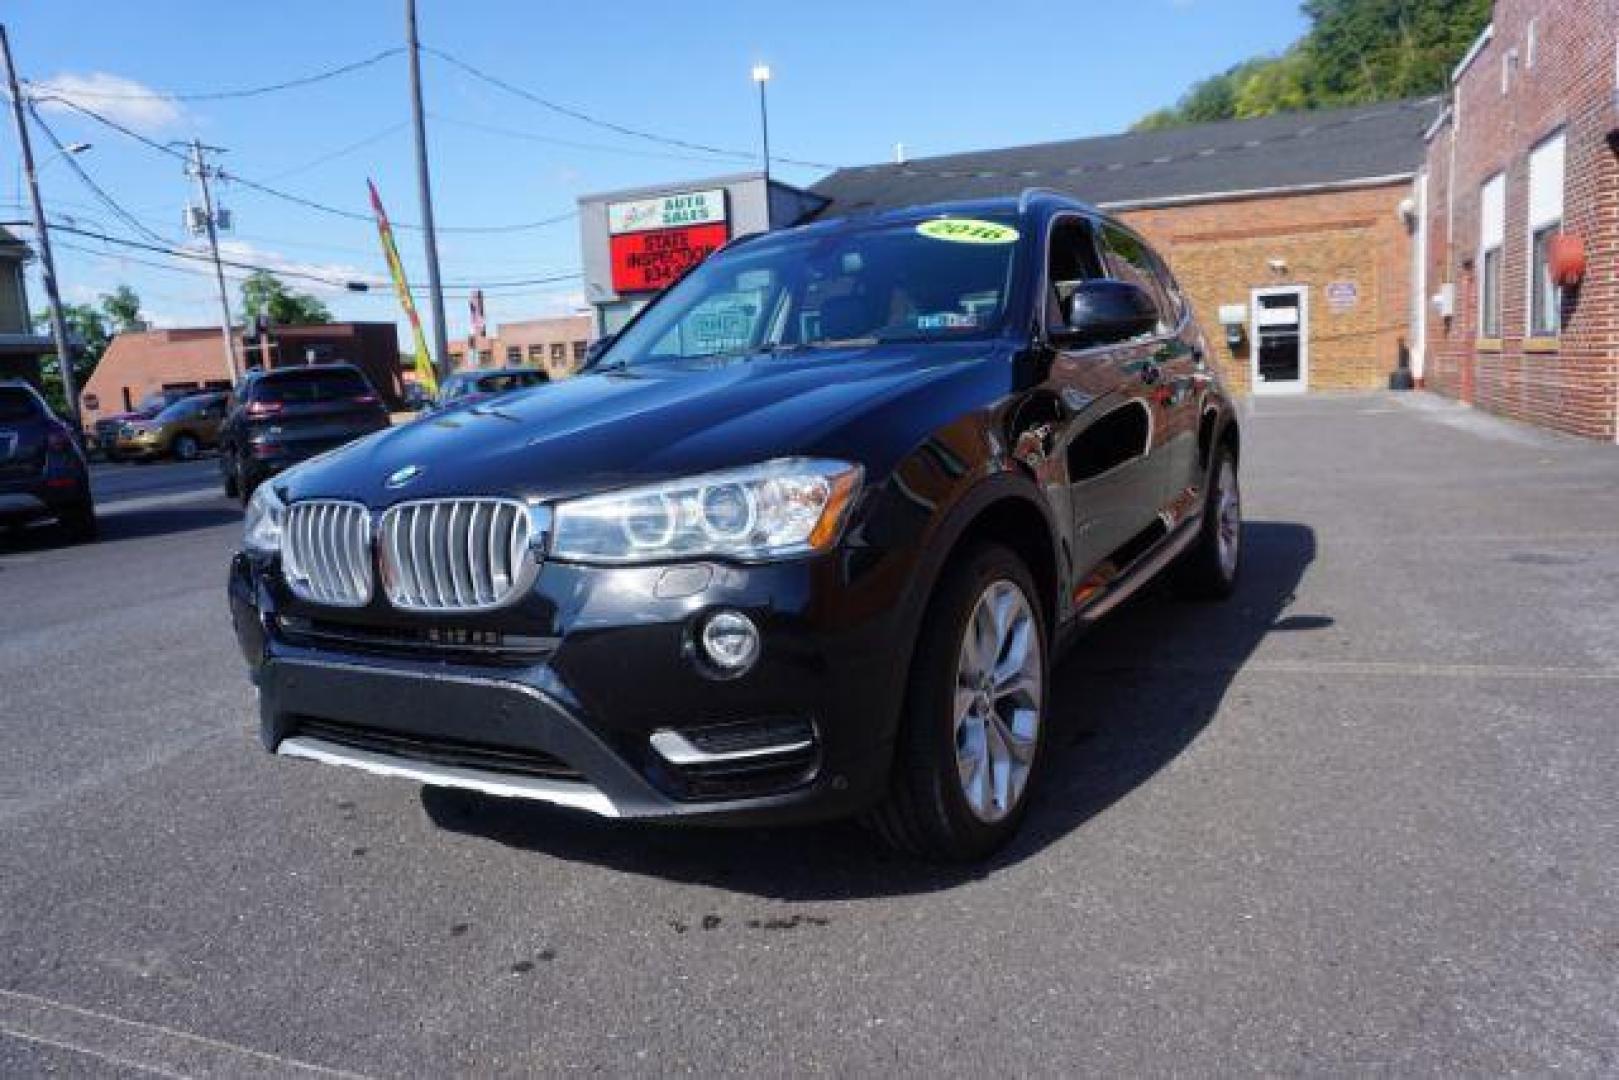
[1251,286,1308,395]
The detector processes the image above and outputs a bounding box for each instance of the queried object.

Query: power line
[40,219,581,293]
[255,121,410,183]
[25,101,172,245]
[423,45,840,171]
[22,47,404,103]
[427,111,756,166]
[35,92,579,234]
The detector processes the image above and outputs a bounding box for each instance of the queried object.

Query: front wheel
[59,498,98,543]
[172,433,200,461]
[1173,444,1241,600]
[868,543,1048,862]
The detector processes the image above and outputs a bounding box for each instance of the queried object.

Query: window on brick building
[1527,131,1565,337]
[572,340,586,362]
[528,344,545,362]
[505,345,521,364]
[1479,173,1505,338]
[550,342,565,361]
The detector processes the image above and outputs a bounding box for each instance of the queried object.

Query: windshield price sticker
[917,219,1019,245]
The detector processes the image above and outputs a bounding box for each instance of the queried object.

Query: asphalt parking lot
[2,392,1616,1075]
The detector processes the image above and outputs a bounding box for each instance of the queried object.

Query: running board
[1074,515,1202,625]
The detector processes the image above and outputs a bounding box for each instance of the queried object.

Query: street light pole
[1,24,82,431]
[751,64,772,189]
[405,0,450,385]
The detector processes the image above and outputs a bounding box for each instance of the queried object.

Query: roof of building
[0,225,32,262]
[810,97,1442,217]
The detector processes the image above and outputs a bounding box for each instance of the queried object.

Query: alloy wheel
[953,579,1042,823]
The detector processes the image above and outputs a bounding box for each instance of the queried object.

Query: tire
[1172,444,1241,600]
[237,459,261,505]
[59,498,98,543]
[172,433,200,461]
[868,543,1049,862]
[221,451,239,498]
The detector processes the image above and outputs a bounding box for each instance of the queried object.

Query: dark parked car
[435,367,550,410]
[0,380,95,541]
[218,364,389,501]
[229,192,1241,860]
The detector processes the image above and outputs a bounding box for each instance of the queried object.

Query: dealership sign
[608,189,729,293]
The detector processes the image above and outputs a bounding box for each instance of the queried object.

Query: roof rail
[1017,187,1064,212]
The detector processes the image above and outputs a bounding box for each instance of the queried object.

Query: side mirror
[1055,279,1159,348]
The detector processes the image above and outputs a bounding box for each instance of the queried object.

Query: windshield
[254,369,368,402]
[596,215,1025,370]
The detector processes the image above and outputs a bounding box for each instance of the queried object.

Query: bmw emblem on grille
[385,464,422,489]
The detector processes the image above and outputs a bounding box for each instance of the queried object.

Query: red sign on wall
[609,222,728,294]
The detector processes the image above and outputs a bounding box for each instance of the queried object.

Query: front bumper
[229,546,909,825]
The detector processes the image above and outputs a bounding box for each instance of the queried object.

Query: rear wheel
[1173,444,1241,600]
[172,433,200,461]
[868,543,1048,862]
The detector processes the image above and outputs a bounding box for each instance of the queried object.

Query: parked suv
[0,381,95,541]
[113,391,229,462]
[218,365,389,501]
[228,193,1241,860]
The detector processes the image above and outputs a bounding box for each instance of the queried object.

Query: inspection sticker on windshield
[917,312,980,331]
[916,219,1019,244]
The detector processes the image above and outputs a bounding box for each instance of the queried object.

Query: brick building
[811,99,1441,395]
[83,321,404,427]
[447,313,593,380]
[1420,0,1619,441]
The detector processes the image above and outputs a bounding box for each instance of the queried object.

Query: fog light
[700,610,759,674]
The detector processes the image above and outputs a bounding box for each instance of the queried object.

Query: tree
[33,303,109,415]
[240,270,333,326]
[100,284,145,332]
[1132,0,1492,130]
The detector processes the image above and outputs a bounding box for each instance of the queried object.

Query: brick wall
[1423,0,1619,441]
[1123,181,1415,394]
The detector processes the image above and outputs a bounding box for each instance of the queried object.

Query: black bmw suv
[0,380,95,542]
[229,192,1241,860]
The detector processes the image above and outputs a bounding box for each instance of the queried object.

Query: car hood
[284,343,1007,506]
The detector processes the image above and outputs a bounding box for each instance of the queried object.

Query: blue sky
[4,0,1309,341]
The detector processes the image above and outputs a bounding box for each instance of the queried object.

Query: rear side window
[253,369,370,403]
[0,387,41,421]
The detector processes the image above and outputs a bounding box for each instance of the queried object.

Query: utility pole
[405,0,450,384]
[1,24,81,431]
[185,139,239,383]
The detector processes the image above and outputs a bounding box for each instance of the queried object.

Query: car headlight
[550,458,862,564]
[243,482,286,556]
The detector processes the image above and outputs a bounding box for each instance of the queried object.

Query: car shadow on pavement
[421,520,1320,899]
[0,504,241,555]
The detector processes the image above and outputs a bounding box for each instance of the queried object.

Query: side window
[1046,216,1105,327]
[1100,224,1172,334]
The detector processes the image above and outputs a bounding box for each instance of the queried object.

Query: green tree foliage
[99,284,145,332]
[1132,0,1492,130]
[32,303,110,416]
[240,270,333,326]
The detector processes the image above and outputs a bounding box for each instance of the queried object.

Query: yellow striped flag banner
[366,179,438,397]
